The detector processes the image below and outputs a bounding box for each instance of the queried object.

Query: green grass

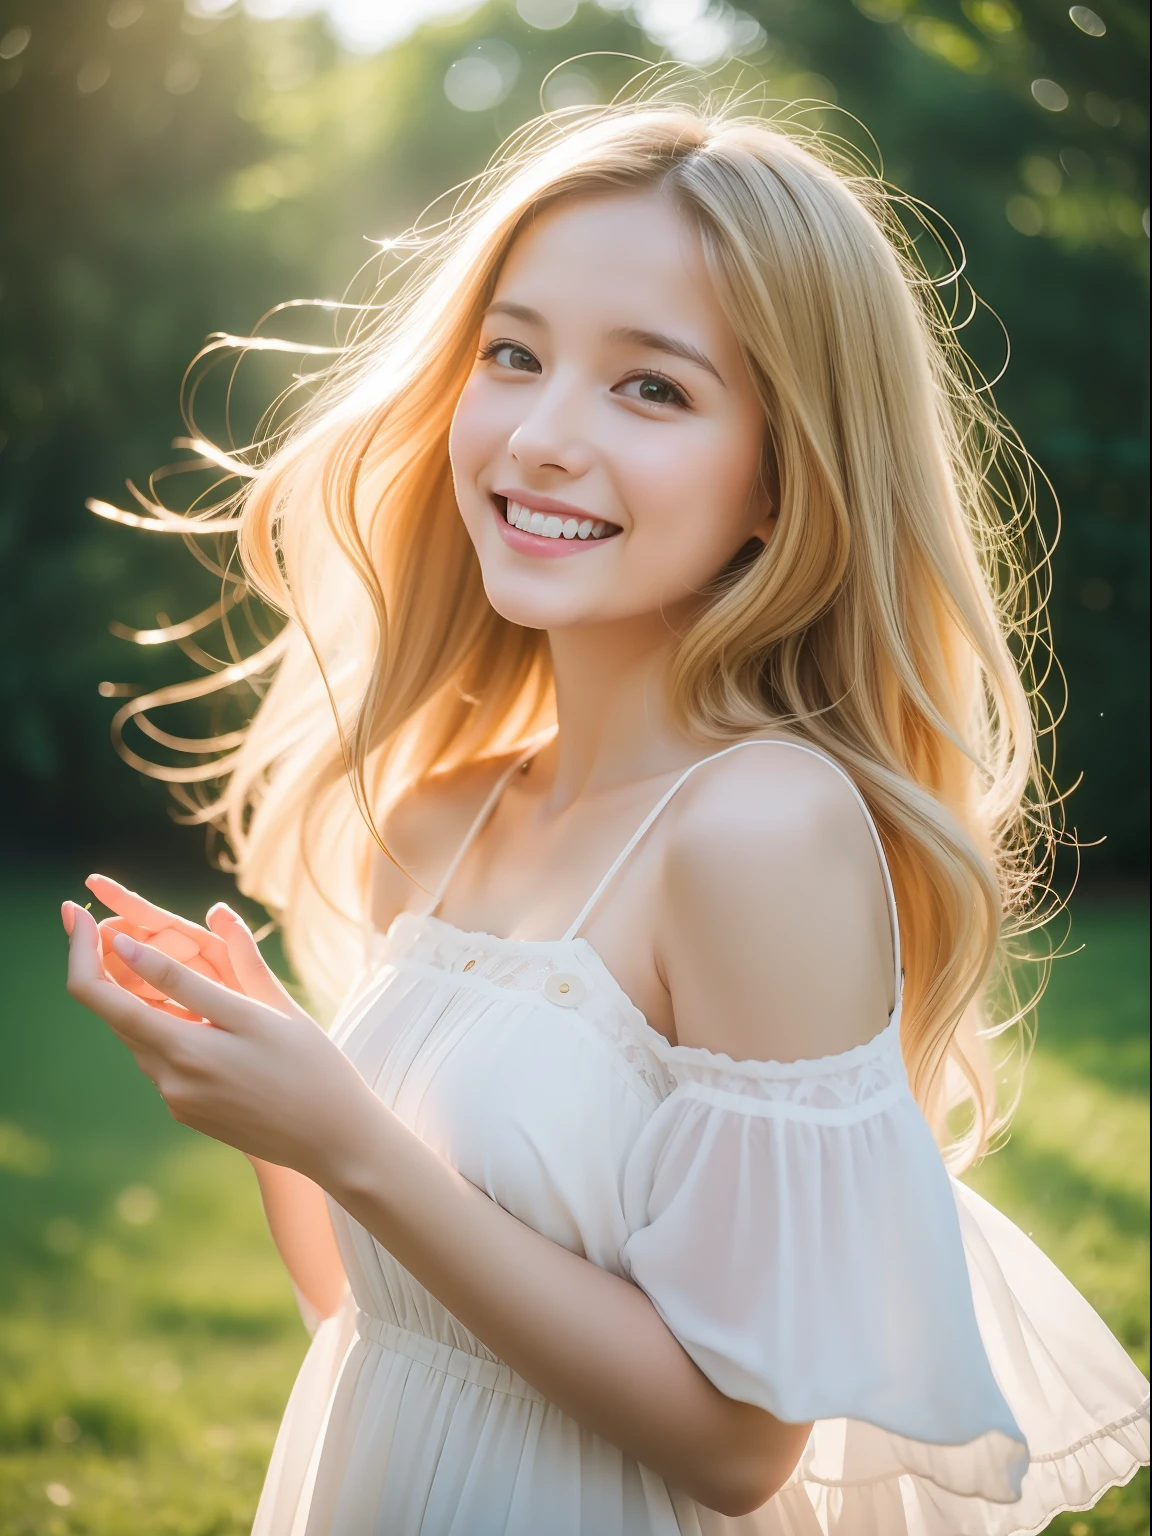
[0,869,1147,1535]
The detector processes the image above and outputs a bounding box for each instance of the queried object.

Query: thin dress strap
[560,739,903,1002]
[425,755,531,916]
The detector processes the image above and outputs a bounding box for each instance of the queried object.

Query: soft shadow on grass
[0,868,1147,1534]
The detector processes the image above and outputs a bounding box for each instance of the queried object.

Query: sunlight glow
[186,0,486,53]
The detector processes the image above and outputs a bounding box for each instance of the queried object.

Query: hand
[83,873,300,1024]
[61,892,378,1185]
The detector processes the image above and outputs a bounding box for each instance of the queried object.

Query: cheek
[448,377,499,494]
[613,416,763,567]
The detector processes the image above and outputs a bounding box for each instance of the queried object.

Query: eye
[617,372,689,409]
[482,340,541,374]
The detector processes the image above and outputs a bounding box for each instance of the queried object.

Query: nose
[507,369,593,479]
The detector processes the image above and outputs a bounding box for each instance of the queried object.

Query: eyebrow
[608,327,724,385]
[484,301,546,326]
[483,304,724,386]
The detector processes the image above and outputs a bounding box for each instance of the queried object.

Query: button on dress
[252,742,1150,1536]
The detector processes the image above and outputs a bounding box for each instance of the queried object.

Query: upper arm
[659,750,895,1062]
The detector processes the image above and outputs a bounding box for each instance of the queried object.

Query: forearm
[326,1098,808,1513]
[248,1156,348,1321]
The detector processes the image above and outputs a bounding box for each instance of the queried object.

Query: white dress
[252,741,1149,1536]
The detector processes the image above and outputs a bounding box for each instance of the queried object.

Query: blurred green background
[0,0,1147,1532]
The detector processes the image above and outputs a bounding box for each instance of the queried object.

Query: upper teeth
[505,501,612,540]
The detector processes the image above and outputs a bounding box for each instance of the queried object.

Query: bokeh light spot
[1031,78,1069,112]
[1068,5,1106,37]
[853,0,909,20]
[516,0,577,28]
[166,56,202,95]
[904,16,985,71]
[1059,146,1094,180]
[961,0,1019,36]
[1021,155,1062,196]
[1005,195,1043,235]
[0,1120,50,1174]
[116,1183,160,1226]
[0,25,30,59]
[77,60,112,95]
[1084,91,1121,127]
[542,67,600,111]
[107,0,145,28]
[444,40,519,113]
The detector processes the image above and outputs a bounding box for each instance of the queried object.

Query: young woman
[63,103,1147,1534]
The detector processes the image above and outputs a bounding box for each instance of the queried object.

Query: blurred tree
[756,0,1150,873]
[0,0,1146,874]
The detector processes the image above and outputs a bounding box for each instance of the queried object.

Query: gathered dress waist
[354,1309,545,1404]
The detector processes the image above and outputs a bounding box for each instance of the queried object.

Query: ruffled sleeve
[620,1016,1149,1530]
[621,1018,1014,1501]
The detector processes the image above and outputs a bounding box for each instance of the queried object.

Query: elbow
[688,1422,813,1517]
[693,1474,779,1519]
[681,1457,782,1518]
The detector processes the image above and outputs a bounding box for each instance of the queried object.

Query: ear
[749,512,777,545]
[748,484,778,547]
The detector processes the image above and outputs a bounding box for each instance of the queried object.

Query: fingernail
[61,901,75,936]
[112,933,140,962]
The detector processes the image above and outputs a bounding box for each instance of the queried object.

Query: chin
[479,576,599,632]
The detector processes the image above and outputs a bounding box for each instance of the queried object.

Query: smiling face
[448,190,774,633]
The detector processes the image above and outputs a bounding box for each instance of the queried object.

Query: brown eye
[637,376,678,404]
[618,372,689,408]
[488,342,540,373]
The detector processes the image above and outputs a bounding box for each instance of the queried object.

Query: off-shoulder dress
[252,740,1149,1536]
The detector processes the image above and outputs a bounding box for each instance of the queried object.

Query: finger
[86,874,186,935]
[99,918,164,988]
[87,876,241,990]
[67,908,189,1051]
[97,917,234,1020]
[208,905,301,1015]
[110,931,285,1034]
[149,928,203,964]
[87,874,224,957]
[98,918,193,1006]
[95,935,207,1022]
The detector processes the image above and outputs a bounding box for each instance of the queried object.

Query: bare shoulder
[659,741,895,1061]
[369,755,519,934]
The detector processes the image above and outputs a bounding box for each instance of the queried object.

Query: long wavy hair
[94,96,1057,1169]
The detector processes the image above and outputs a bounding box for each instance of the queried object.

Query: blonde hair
[96,96,1056,1168]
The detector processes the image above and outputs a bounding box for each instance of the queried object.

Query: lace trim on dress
[657,1015,908,1112]
[387,912,582,991]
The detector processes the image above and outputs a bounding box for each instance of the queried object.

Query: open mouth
[492,494,621,543]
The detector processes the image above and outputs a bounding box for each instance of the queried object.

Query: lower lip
[491,501,617,559]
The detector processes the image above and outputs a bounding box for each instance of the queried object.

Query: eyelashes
[618,370,690,409]
[478,340,692,409]
[478,338,540,372]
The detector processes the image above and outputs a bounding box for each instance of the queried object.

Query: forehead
[492,190,728,341]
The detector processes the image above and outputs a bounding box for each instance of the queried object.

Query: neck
[537,610,702,809]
